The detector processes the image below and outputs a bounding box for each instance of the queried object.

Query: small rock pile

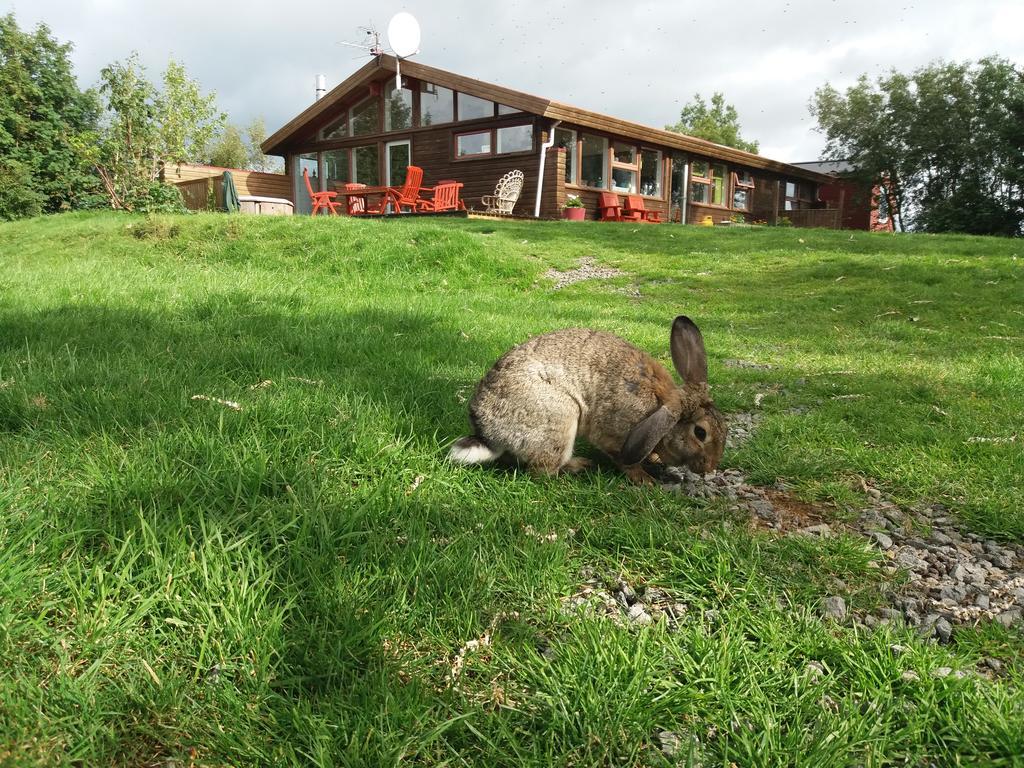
[544,257,626,289]
[655,413,1024,640]
[560,568,690,629]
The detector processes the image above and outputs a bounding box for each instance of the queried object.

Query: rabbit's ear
[620,406,677,466]
[670,316,708,385]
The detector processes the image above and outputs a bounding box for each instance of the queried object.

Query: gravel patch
[559,567,691,630]
[655,416,1024,640]
[544,257,626,289]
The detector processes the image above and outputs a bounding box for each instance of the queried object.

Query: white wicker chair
[481,170,524,215]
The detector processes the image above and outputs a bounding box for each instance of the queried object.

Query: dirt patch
[544,257,626,289]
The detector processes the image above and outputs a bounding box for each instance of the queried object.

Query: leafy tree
[208,124,248,168]
[245,117,281,173]
[157,59,225,167]
[667,92,759,153]
[0,14,101,219]
[85,54,222,211]
[811,57,1024,235]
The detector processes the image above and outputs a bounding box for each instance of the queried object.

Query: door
[669,153,687,224]
[293,153,320,215]
[386,140,411,187]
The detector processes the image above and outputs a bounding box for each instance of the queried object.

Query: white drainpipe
[534,120,561,218]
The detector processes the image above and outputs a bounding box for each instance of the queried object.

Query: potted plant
[562,195,586,221]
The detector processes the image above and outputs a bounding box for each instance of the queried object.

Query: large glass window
[321,113,348,141]
[732,170,754,211]
[497,104,521,115]
[640,149,662,196]
[690,160,711,204]
[323,149,349,188]
[419,82,453,126]
[613,142,636,164]
[457,93,494,121]
[299,152,320,189]
[711,164,726,205]
[350,97,379,136]
[610,142,638,193]
[496,125,532,154]
[384,81,413,132]
[580,133,608,189]
[456,130,491,157]
[554,127,577,184]
[351,144,379,185]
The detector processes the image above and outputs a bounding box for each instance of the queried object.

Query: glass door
[293,153,320,215]
[385,140,411,187]
[669,153,687,224]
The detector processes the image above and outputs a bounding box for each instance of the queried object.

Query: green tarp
[222,171,240,213]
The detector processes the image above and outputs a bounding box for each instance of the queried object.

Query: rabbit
[448,316,726,483]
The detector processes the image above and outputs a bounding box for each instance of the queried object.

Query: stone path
[544,257,626,289]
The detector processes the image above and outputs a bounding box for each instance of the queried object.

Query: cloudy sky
[5,0,1023,162]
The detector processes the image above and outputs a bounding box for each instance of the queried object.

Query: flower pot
[562,207,586,221]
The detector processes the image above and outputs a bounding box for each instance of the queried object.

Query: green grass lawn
[1,212,1022,766]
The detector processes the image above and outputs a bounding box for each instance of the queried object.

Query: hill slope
[0,212,1022,765]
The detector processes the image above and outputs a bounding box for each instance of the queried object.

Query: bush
[130,182,186,215]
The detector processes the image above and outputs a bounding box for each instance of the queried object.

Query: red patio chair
[623,194,663,223]
[344,183,367,215]
[387,165,426,213]
[435,180,467,210]
[417,181,465,212]
[303,167,341,216]
[598,192,623,221]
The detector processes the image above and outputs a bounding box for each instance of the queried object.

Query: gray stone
[975,594,991,610]
[801,524,833,537]
[870,531,894,550]
[618,582,637,606]
[983,657,1003,673]
[628,604,653,625]
[821,595,847,620]
[901,670,920,682]
[996,608,1022,628]
[656,730,685,758]
[934,617,953,644]
[932,667,954,678]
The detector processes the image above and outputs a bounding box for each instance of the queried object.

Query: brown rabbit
[448,316,726,482]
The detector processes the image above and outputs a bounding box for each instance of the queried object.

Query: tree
[0,14,101,219]
[156,59,225,167]
[245,117,281,173]
[208,124,248,168]
[206,117,282,172]
[666,92,759,153]
[86,54,224,211]
[811,57,1024,236]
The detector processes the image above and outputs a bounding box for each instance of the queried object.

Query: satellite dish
[387,13,420,58]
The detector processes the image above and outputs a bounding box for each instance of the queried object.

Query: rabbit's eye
[694,425,707,442]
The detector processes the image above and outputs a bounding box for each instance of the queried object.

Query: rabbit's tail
[448,435,503,465]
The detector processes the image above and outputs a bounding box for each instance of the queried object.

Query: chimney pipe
[315,74,326,101]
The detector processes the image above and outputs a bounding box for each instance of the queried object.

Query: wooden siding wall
[539,145,565,219]
[165,163,293,204]
[408,124,540,215]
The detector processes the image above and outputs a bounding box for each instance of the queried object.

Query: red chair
[344,183,367,215]
[303,167,341,216]
[435,180,467,210]
[623,194,663,223]
[598,192,623,221]
[417,181,464,212]
[385,165,426,213]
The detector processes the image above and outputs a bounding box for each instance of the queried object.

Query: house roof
[263,56,833,184]
[791,160,857,175]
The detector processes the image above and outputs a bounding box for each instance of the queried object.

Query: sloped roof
[263,55,833,183]
[792,160,857,175]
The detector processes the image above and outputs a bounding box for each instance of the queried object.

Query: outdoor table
[332,185,403,215]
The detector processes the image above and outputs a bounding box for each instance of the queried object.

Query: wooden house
[262,55,838,226]
[792,160,898,231]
